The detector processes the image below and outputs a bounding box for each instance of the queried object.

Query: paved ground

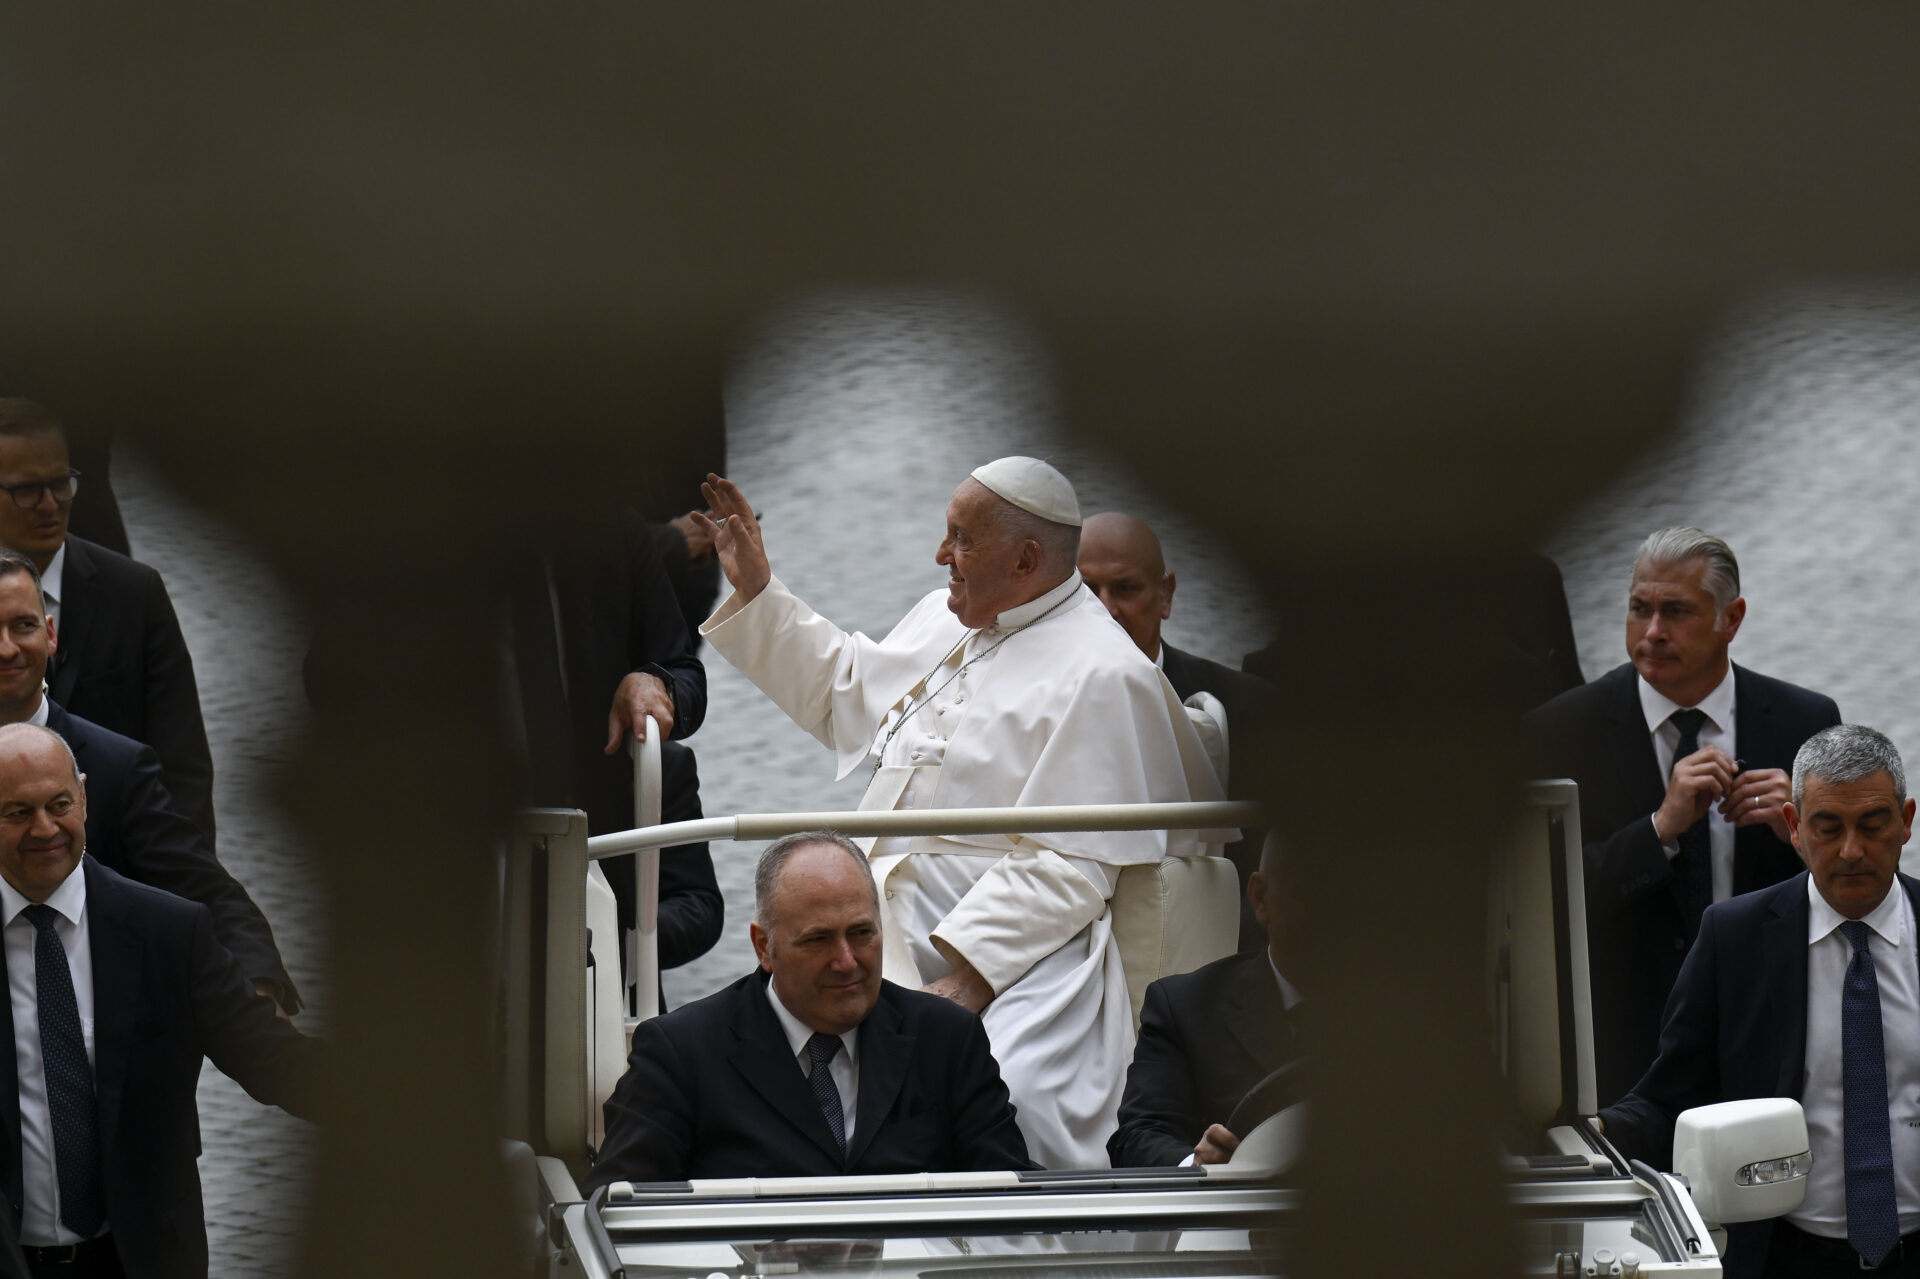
[138,284,1919,1273]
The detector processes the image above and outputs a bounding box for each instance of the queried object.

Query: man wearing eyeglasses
[0,400,215,850]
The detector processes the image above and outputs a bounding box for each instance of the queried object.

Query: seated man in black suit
[1524,526,1840,1105]
[0,549,299,1015]
[1108,832,1302,1167]
[0,723,323,1279]
[1078,511,1276,948]
[587,830,1034,1186]
[1603,725,1920,1279]
[0,399,217,847]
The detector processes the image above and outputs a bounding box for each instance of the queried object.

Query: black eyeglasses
[0,470,80,510]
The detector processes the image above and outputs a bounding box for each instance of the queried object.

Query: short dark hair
[0,399,67,444]
[753,830,877,927]
[0,549,45,612]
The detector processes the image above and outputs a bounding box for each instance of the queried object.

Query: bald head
[1078,512,1175,659]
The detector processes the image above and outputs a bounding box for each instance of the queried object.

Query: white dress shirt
[1789,879,1920,1238]
[41,541,66,632]
[2,864,97,1246]
[1637,666,1739,903]
[765,978,860,1145]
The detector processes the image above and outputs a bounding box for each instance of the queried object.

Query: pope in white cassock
[691,457,1225,1169]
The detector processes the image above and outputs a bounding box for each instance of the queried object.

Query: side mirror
[1672,1098,1810,1226]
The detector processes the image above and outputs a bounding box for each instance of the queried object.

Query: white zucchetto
[968,456,1082,528]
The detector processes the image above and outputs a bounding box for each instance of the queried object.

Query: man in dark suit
[1524,527,1840,1105]
[1109,832,1302,1168]
[509,510,717,1005]
[587,831,1033,1186]
[1603,725,1920,1279]
[0,550,297,1014]
[0,400,215,847]
[0,723,323,1278]
[1078,511,1275,946]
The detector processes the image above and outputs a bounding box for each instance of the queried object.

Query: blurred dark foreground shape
[6,5,1920,1275]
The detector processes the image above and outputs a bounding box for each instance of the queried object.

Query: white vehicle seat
[1113,688,1240,1029]
[1113,854,1241,1030]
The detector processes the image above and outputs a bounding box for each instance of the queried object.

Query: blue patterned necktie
[806,1032,847,1158]
[1667,709,1713,935]
[24,904,104,1238]
[1839,918,1900,1267]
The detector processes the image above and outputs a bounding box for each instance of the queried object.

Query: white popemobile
[495,727,1815,1277]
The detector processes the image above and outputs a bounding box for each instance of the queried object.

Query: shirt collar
[989,569,1083,633]
[25,692,47,727]
[1152,642,1165,668]
[0,858,86,931]
[1267,948,1303,1012]
[1637,663,1736,737]
[41,541,65,610]
[1808,872,1910,948]
[764,974,860,1065]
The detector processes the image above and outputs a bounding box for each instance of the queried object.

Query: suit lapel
[1762,876,1810,1097]
[1223,954,1294,1073]
[47,539,93,706]
[727,979,848,1167]
[844,994,910,1169]
[82,860,139,1179]
[1729,666,1773,892]
[1602,667,1665,815]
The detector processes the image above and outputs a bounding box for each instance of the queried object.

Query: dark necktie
[24,904,104,1238]
[1839,919,1900,1266]
[1667,708,1713,936]
[806,1032,847,1158]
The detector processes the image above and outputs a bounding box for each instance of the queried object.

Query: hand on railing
[606,671,674,752]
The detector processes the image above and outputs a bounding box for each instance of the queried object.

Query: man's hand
[1653,745,1737,845]
[606,670,674,752]
[253,979,293,1023]
[921,959,995,1015]
[689,474,771,604]
[669,511,715,561]
[1193,1124,1240,1165]
[1719,765,1793,844]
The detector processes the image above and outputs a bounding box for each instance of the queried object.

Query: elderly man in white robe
[691,456,1225,1170]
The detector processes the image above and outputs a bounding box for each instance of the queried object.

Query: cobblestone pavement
[116,452,325,1279]
[138,285,1920,1273]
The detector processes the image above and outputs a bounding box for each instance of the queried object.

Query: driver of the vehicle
[586,830,1036,1186]
[1108,832,1304,1167]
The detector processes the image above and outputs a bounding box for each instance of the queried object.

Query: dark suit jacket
[48,701,298,1010]
[1523,662,1840,1104]
[1161,643,1276,950]
[1,860,323,1279]
[47,536,216,846]
[1599,872,1920,1279]
[546,511,706,839]
[586,971,1035,1187]
[1108,949,1298,1167]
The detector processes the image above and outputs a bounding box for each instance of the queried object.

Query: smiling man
[588,831,1032,1186]
[0,549,299,1016]
[0,722,323,1279]
[689,458,1224,1169]
[1524,526,1840,1105]
[1603,725,1920,1279]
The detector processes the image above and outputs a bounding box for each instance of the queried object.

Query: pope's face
[0,732,86,903]
[750,842,883,1036]
[935,479,1028,629]
[1786,770,1915,920]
